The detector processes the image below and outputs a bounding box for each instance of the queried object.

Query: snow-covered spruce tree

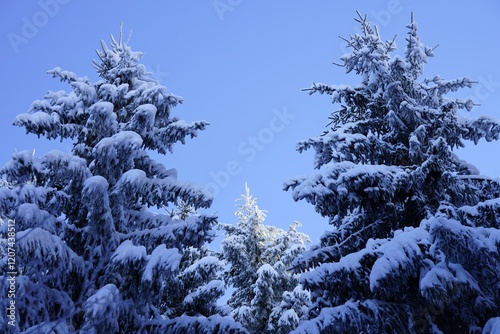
[285,13,500,334]
[0,34,247,333]
[220,184,311,334]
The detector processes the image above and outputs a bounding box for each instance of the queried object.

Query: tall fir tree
[220,184,310,334]
[0,33,247,333]
[285,13,500,333]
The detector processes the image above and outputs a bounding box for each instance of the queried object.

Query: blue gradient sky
[2,1,500,243]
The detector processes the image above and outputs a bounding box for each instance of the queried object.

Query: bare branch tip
[119,22,124,44]
[126,29,133,45]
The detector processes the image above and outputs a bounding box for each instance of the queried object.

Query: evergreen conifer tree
[0,33,247,333]
[285,13,500,333]
[221,184,310,333]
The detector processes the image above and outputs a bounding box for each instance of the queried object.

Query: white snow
[142,244,182,282]
[111,240,147,264]
[47,66,78,82]
[94,130,143,153]
[17,227,84,273]
[183,256,221,275]
[419,261,455,292]
[85,283,120,318]
[278,309,299,329]
[483,318,500,334]
[70,81,97,103]
[257,263,278,276]
[98,83,118,102]
[86,102,118,134]
[19,111,60,128]
[134,104,157,119]
[120,169,147,186]
[83,175,109,193]
[300,246,370,288]
[45,150,88,171]
[369,227,428,291]
[15,203,56,233]
[184,280,225,304]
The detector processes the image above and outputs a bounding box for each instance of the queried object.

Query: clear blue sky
[1,1,500,244]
